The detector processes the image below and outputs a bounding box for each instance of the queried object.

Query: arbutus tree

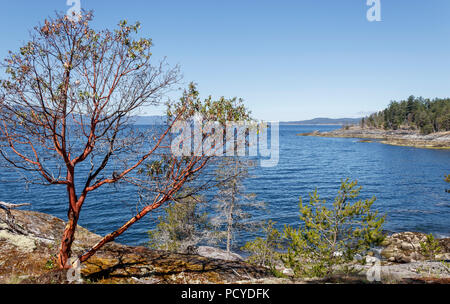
[0,11,179,268]
[0,11,252,268]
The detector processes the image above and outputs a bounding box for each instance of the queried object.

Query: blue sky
[1,0,449,121]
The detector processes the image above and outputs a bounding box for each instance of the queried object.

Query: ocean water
[1,124,449,251]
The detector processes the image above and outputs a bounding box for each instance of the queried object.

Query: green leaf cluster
[241,220,284,274]
[167,83,252,125]
[419,234,441,260]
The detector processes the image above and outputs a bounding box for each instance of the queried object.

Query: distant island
[298,96,450,149]
[282,117,362,125]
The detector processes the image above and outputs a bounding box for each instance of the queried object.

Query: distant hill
[129,116,362,125]
[282,117,362,125]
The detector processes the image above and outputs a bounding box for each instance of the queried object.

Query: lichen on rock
[0,225,36,253]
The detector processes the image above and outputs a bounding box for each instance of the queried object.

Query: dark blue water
[1,125,449,250]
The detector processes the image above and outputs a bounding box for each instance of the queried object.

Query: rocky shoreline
[0,209,449,284]
[298,126,450,149]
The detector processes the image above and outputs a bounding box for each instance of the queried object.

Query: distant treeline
[362,96,450,134]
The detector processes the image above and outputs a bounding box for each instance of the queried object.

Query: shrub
[243,179,386,278]
[420,234,441,260]
[420,124,434,135]
[282,179,385,277]
[241,220,284,273]
[147,196,213,253]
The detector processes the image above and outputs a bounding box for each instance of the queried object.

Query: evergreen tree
[364,97,450,134]
[212,157,265,253]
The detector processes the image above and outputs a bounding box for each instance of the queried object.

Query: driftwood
[0,201,31,234]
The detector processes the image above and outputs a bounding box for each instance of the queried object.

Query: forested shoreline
[362,96,450,134]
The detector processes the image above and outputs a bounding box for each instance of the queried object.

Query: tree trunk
[226,218,232,253]
[226,187,235,253]
[58,207,80,268]
[58,183,81,269]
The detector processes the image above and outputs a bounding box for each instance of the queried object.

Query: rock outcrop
[196,246,243,262]
[380,232,450,263]
[298,126,450,149]
[0,208,271,284]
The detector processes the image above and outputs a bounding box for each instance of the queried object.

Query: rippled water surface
[1,125,449,249]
